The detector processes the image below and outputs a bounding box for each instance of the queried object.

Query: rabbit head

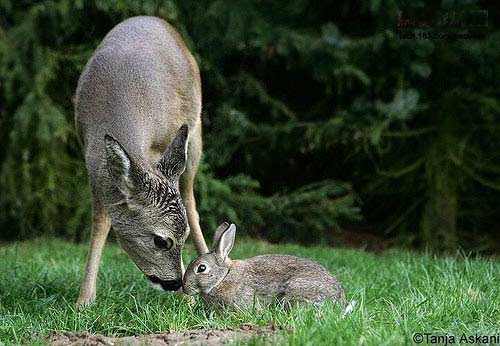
[183,222,236,295]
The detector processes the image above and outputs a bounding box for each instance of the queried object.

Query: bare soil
[45,324,277,346]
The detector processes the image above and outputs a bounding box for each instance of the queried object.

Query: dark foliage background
[1,0,499,252]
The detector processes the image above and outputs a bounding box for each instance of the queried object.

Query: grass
[0,238,498,345]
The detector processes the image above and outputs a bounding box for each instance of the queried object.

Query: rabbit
[182,222,346,309]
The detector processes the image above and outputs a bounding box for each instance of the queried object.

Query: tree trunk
[421,136,458,251]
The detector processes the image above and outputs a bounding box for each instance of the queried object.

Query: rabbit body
[183,223,345,309]
[202,254,345,308]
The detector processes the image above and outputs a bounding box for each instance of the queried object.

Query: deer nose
[148,275,182,291]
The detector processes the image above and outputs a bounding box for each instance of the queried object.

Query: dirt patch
[45,324,277,346]
[336,228,389,252]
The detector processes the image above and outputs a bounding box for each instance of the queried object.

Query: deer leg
[181,123,208,255]
[183,183,208,255]
[77,202,110,307]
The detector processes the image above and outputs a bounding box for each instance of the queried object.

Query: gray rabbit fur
[183,223,345,309]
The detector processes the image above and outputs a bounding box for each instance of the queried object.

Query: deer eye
[154,235,173,250]
[196,264,207,273]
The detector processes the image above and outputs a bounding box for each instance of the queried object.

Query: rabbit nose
[148,275,182,291]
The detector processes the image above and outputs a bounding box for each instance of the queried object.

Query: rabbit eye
[197,264,207,273]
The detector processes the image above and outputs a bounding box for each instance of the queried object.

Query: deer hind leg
[77,200,110,307]
[181,122,209,255]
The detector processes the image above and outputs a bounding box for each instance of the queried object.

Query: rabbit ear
[212,222,230,252]
[215,223,236,262]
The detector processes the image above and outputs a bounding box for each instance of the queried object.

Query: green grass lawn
[0,238,498,345]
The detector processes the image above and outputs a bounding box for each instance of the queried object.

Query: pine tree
[1,0,498,251]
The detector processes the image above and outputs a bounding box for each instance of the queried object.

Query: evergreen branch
[469,158,500,175]
[449,153,500,192]
[377,158,424,178]
[382,127,436,138]
[384,199,423,235]
[237,72,297,120]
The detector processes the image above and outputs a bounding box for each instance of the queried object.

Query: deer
[74,16,208,306]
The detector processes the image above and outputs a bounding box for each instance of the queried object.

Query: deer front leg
[182,183,209,255]
[77,203,110,307]
[181,122,208,255]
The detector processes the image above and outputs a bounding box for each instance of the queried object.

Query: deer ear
[104,134,143,196]
[157,124,188,181]
[215,224,236,262]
